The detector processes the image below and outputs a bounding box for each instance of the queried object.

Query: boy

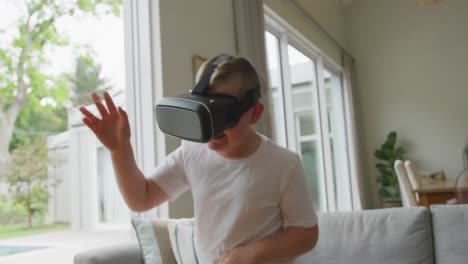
[79,55,319,263]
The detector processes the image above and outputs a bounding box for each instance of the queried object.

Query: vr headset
[155,54,261,143]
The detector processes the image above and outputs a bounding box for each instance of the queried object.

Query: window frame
[264,5,353,212]
[123,0,167,218]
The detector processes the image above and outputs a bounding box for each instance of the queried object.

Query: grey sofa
[74,204,468,264]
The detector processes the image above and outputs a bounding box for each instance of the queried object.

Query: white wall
[345,0,468,208]
[158,0,237,218]
[263,0,347,64]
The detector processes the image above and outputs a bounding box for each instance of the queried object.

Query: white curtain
[233,0,273,139]
[342,53,366,210]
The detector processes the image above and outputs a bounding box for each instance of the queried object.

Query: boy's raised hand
[79,92,131,152]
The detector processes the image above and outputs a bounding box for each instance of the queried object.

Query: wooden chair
[394,160,418,207]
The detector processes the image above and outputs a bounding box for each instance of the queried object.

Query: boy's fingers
[82,118,98,134]
[104,91,118,115]
[79,106,100,123]
[118,107,130,126]
[91,93,109,118]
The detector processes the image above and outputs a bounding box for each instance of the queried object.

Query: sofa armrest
[74,242,143,264]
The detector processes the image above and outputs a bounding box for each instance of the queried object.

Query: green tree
[5,136,63,228]
[0,0,122,174]
[9,96,68,152]
[69,54,111,107]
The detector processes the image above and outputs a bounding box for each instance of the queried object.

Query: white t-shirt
[150,134,317,264]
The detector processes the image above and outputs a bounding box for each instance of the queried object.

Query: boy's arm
[223,225,319,264]
[251,225,318,262]
[110,143,170,212]
[80,92,169,212]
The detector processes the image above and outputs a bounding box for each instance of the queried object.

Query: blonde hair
[195,55,261,98]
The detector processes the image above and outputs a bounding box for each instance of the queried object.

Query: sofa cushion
[295,207,434,264]
[131,218,177,264]
[431,204,468,264]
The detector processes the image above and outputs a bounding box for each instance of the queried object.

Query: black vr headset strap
[191,54,233,95]
[227,87,261,124]
[239,86,261,113]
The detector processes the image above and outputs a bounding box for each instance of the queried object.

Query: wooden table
[414,180,468,207]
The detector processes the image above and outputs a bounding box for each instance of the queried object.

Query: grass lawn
[0,223,69,240]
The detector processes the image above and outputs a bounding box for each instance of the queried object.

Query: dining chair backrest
[404,160,421,190]
[395,160,418,207]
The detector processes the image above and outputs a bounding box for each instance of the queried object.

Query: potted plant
[375,131,405,207]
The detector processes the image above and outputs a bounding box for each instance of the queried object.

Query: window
[265,32,287,148]
[0,0,161,261]
[0,0,160,240]
[0,0,131,232]
[97,146,129,224]
[265,21,352,212]
[323,68,352,211]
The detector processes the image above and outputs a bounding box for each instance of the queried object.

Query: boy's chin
[207,135,229,151]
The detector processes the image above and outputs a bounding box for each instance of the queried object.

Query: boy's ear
[249,103,264,124]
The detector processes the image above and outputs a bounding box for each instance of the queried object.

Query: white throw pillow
[131,218,164,264]
[167,219,199,264]
[131,218,179,264]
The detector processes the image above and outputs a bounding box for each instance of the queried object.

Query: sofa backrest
[295,207,434,264]
[431,204,468,264]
